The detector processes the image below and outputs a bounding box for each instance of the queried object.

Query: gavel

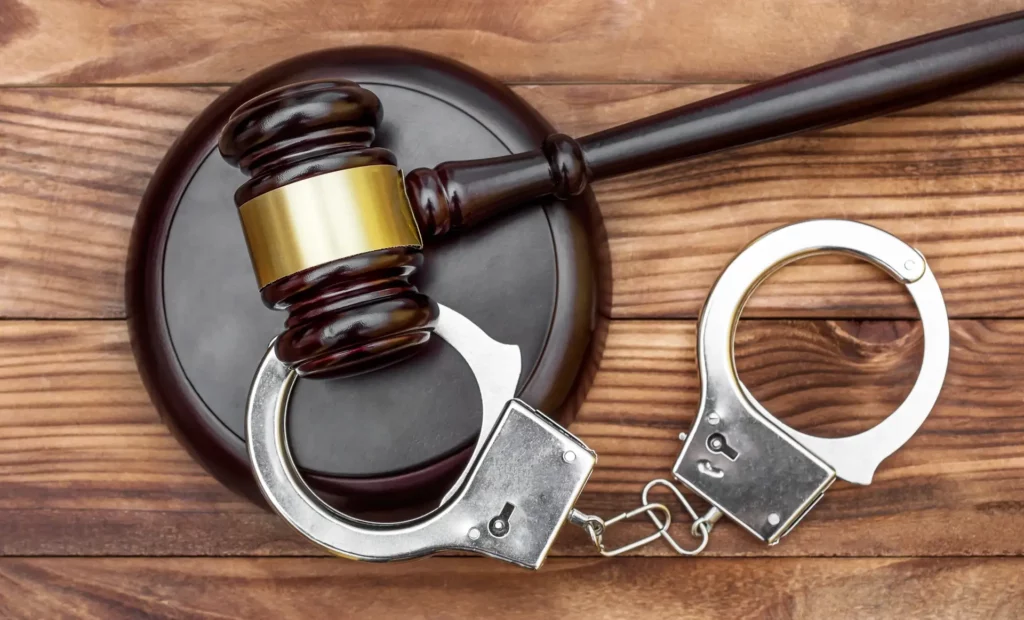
[219,11,1024,378]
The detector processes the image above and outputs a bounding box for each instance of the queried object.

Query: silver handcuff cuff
[246,219,949,568]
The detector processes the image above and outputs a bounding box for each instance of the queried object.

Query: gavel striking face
[219,14,1024,378]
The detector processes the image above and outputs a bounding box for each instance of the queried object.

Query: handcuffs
[247,219,949,568]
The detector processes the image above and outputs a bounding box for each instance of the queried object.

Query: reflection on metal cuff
[239,165,422,288]
[246,304,596,568]
[673,219,950,545]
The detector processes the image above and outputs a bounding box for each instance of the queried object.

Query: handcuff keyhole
[488,502,516,538]
[707,433,739,461]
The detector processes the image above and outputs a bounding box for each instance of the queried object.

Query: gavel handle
[407,10,1024,237]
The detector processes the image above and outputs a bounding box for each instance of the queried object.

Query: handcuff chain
[642,478,718,556]
[569,502,672,557]
[568,478,716,557]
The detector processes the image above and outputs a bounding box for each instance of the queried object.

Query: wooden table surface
[3,1,1024,617]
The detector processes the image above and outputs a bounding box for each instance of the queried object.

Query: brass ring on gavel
[238,165,422,289]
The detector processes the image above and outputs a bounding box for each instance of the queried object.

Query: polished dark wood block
[126,48,604,509]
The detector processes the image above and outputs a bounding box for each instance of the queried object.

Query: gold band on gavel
[238,165,423,289]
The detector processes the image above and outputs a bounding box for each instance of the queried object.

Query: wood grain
[1,318,1022,557]
[4,84,1024,319]
[2,1,1021,611]
[0,320,307,556]
[539,83,1024,318]
[0,86,217,318]
[0,557,1021,619]
[1,1,1022,84]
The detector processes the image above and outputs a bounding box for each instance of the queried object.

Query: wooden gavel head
[219,80,439,378]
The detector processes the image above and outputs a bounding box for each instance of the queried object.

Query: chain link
[569,479,713,557]
[569,503,672,557]
[641,479,711,556]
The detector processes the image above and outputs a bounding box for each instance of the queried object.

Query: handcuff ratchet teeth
[245,218,949,567]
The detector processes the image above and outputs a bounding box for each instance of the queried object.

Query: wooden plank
[0,319,309,556]
[1,1,1021,84]
[4,84,1024,319]
[0,557,1020,619]
[532,82,1024,318]
[1,318,1022,557]
[0,86,218,318]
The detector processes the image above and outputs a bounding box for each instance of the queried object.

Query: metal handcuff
[246,219,949,568]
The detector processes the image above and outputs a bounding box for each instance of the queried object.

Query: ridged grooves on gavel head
[218,79,438,378]
[219,80,399,205]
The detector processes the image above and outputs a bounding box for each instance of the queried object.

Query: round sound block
[127,47,603,510]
